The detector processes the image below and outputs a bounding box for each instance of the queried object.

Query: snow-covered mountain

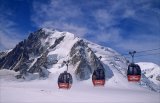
[0,28,105,80]
[0,28,159,93]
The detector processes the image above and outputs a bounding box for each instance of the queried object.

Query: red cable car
[127,63,141,82]
[127,51,141,82]
[92,69,105,86]
[58,71,73,89]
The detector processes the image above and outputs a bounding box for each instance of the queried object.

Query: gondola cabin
[127,63,141,82]
[58,71,73,89]
[92,69,105,86]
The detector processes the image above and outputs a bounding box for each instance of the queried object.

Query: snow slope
[0,69,159,103]
[85,39,160,92]
[137,62,160,86]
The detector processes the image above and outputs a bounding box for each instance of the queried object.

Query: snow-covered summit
[41,28,76,38]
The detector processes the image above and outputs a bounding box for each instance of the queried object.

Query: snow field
[0,70,159,103]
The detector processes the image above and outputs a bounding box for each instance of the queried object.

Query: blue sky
[0,0,160,64]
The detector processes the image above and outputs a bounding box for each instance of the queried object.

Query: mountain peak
[38,28,76,39]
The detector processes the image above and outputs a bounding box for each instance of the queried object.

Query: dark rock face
[0,29,64,79]
[0,29,48,71]
[50,36,64,49]
[156,75,160,81]
[70,40,105,80]
[28,51,49,73]
[0,51,9,59]
[76,58,92,80]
